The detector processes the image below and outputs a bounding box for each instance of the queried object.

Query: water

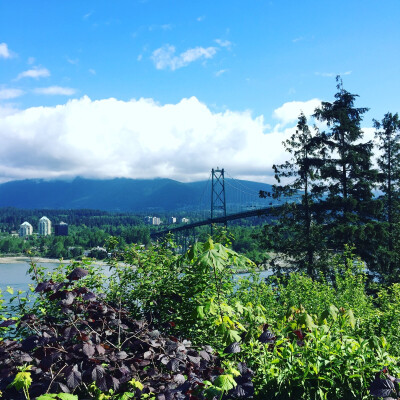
[0,261,273,316]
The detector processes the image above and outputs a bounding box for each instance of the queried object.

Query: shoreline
[0,256,72,264]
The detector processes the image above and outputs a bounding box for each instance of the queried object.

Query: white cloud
[315,71,352,77]
[151,45,217,70]
[88,68,96,75]
[0,43,13,59]
[137,54,143,61]
[27,57,35,65]
[33,86,76,95]
[215,69,228,77]
[215,39,232,48]
[197,16,205,22]
[273,98,321,127]
[0,96,309,183]
[67,57,79,65]
[0,88,24,100]
[16,67,50,80]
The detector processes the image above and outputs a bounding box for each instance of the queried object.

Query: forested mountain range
[0,177,274,211]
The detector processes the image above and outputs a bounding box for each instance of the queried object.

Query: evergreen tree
[373,112,400,279]
[313,77,379,262]
[374,112,400,250]
[261,113,325,276]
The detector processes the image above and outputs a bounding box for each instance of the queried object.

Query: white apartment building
[19,221,33,237]
[168,217,177,224]
[144,216,161,225]
[38,216,52,235]
[181,217,190,223]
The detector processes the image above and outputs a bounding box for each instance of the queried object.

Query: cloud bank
[0,96,322,183]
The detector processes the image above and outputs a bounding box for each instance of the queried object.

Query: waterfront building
[55,221,68,236]
[181,217,190,223]
[38,216,52,236]
[19,222,33,237]
[168,217,177,224]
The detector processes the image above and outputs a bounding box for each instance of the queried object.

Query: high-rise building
[55,221,68,236]
[38,216,52,236]
[168,217,177,224]
[19,221,33,237]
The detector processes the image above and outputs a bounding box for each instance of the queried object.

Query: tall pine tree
[313,77,379,263]
[373,112,400,279]
[262,113,326,276]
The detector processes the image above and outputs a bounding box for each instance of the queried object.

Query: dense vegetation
[1,237,400,399]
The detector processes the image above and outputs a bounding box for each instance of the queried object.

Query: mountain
[0,177,275,212]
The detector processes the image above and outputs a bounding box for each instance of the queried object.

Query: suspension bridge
[150,168,283,239]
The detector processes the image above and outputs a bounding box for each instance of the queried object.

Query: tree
[373,112,400,279]
[261,113,325,276]
[313,77,379,261]
[374,112,400,250]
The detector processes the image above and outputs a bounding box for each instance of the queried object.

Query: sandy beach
[0,256,72,264]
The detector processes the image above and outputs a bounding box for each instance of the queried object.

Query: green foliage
[107,236,259,348]
[7,365,33,400]
[245,306,399,400]
[36,394,78,400]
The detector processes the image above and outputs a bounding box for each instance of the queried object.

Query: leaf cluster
[0,267,253,400]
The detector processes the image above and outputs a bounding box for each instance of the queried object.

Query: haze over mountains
[0,178,274,212]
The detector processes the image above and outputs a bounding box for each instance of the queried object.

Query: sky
[0,0,399,184]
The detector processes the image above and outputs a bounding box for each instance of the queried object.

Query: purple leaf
[224,342,241,354]
[258,329,276,344]
[82,343,95,357]
[67,267,89,281]
[0,319,16,327]
[65,365,82,390]
[91,365,105,382]
[370,378,396,398]
[83,292,96,301]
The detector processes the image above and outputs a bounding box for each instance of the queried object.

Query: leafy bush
[244,306,399,399]
[0,267,254,399]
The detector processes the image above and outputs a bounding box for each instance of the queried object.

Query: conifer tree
[374,112,400,251]
[372,112,400,280]
[313,77,379,259]
[262,113,325,276]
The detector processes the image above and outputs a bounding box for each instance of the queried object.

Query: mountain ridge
[0,177,274,212]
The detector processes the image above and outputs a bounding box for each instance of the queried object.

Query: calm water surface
[0,262,272,308]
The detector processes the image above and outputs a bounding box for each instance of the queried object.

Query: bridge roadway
[150,206,277,238]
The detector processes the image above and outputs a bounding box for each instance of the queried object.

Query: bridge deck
[150,206,276,238]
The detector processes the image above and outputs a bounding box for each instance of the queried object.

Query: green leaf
[128,378,144,391]
[213,374,237,392]
[197,305,205,319]
[6,286,14,295]
[346,309,356,329]
[37,395,78,400]
[114,393,136,400]
[227,329,242,343]
[8,371,32,391]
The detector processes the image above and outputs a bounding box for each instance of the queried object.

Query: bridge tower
[211,167,227,233]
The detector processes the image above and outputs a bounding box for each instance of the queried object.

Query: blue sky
[0,0,399,183]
